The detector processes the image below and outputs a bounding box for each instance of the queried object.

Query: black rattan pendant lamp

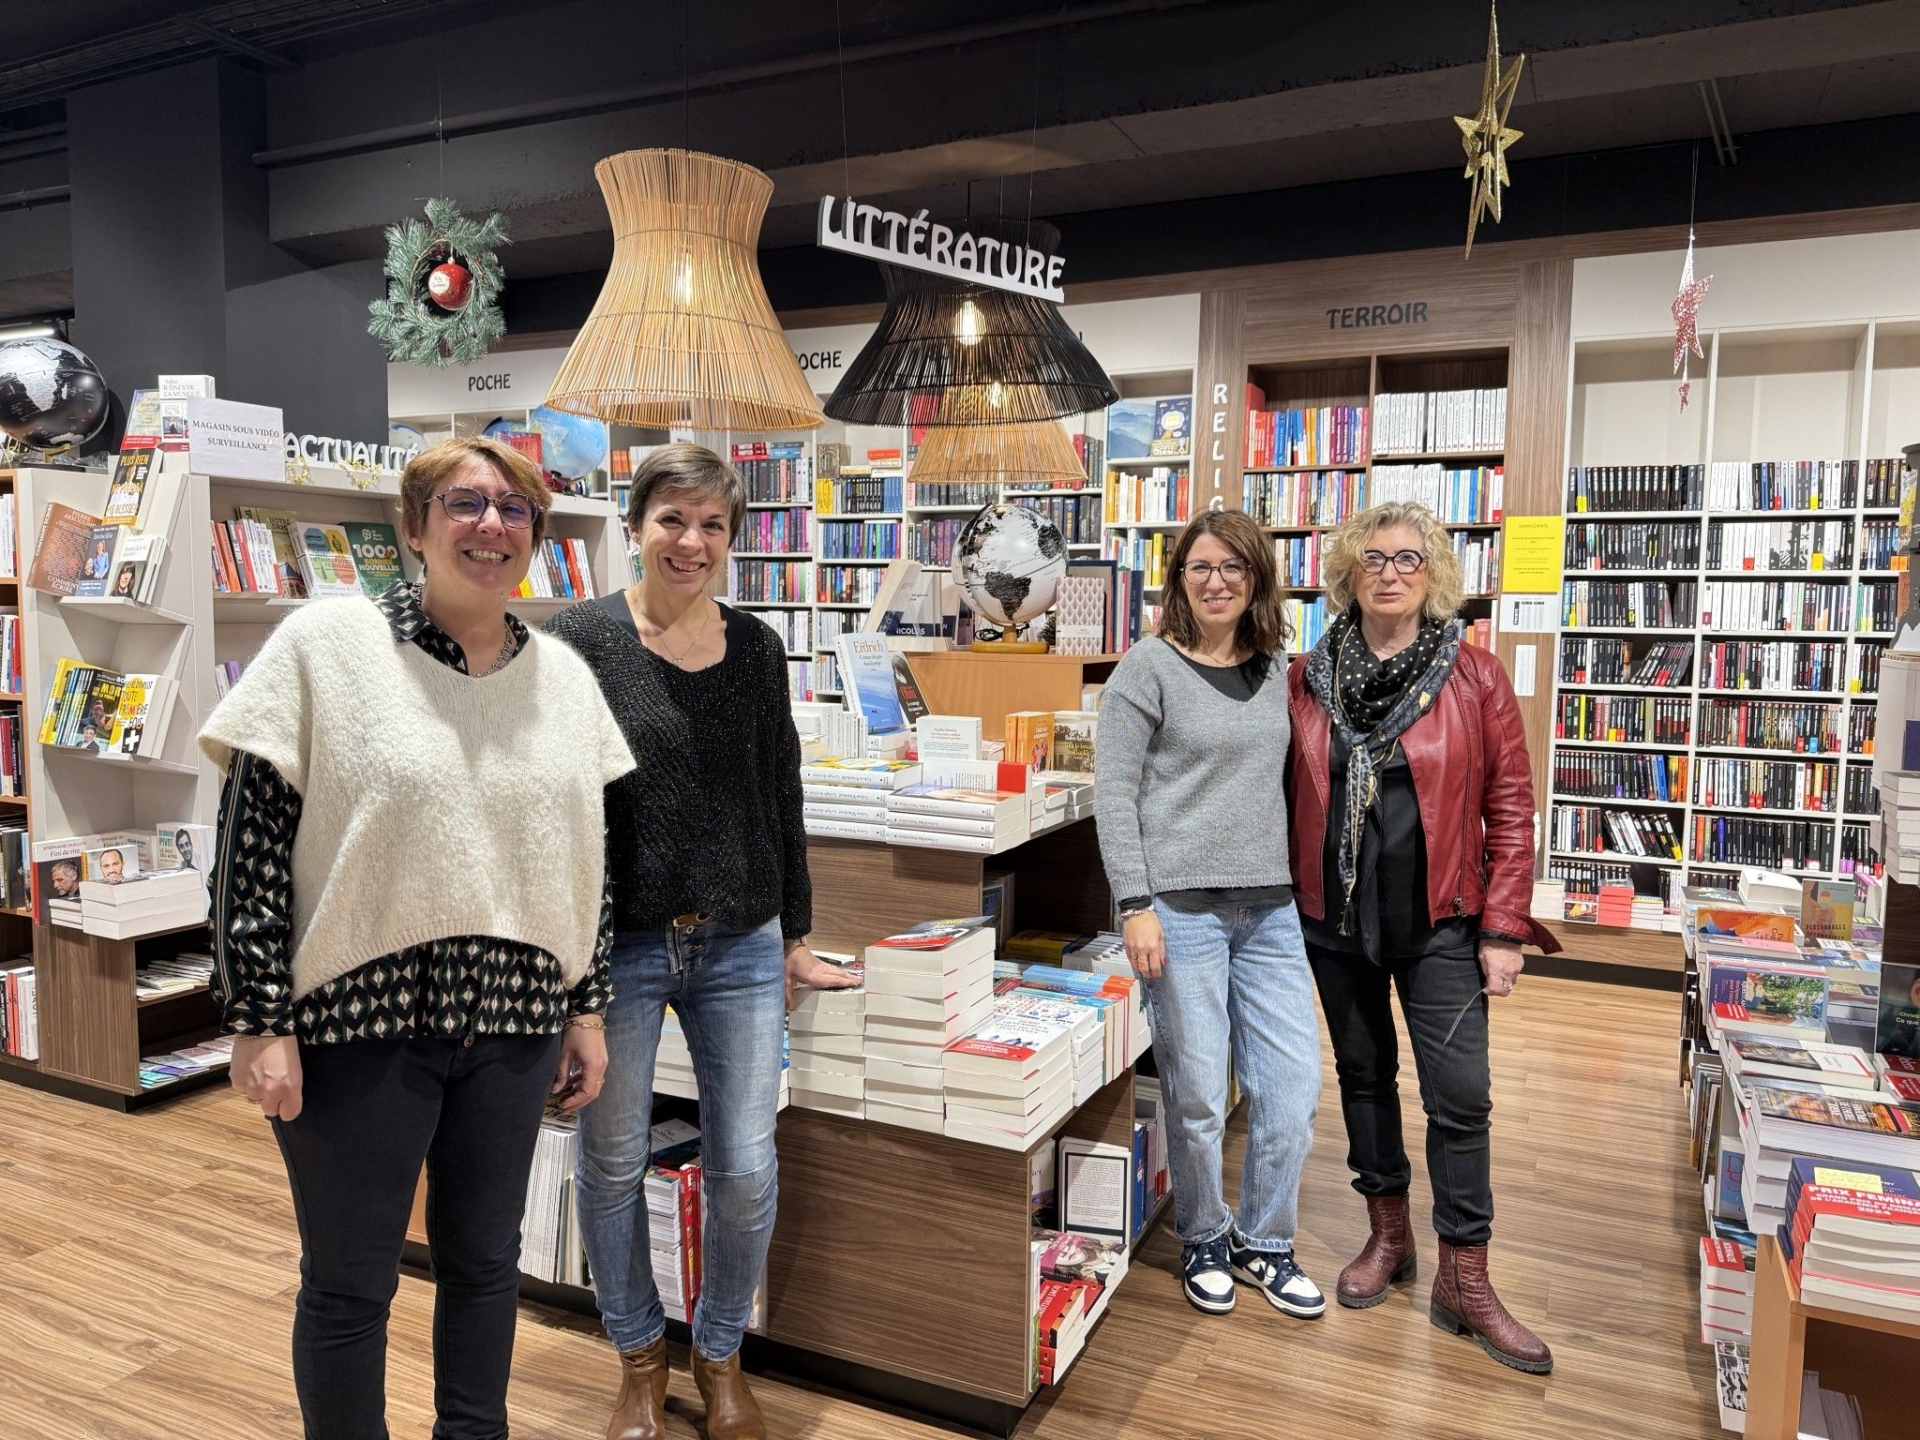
[824,219,1117,427]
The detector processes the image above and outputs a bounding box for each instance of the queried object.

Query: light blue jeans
[1145,896,1321,1253]
[576,918,786,1361]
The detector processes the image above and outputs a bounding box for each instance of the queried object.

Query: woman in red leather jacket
[1287,500,1560,1374]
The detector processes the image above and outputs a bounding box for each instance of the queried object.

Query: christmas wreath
[367,197,510,366]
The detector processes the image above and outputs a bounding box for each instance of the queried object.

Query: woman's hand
[786,941,860,1009]
[1477,938,1525,998]
[231,1034,303,1121]
[552,1020,608,1113]
[1123,909,1167,981]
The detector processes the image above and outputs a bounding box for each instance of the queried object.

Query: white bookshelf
[1547,319,1917,907]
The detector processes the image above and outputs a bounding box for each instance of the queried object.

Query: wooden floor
[0,973,1724,1440]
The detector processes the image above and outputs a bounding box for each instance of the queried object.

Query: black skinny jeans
[270,1032,561,1440]
[1307,943,1495,1247]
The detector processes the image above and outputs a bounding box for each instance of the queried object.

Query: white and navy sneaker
[1180,1236,1237,1314]
[1229,1237,1327,1319]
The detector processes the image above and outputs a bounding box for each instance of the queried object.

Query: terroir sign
[816,196,1066,301]
[285,433,420,473]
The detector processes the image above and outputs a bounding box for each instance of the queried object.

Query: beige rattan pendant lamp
[544,148,824,432]
[912,403,1087,492]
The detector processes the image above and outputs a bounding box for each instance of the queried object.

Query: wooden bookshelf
[1744,1235,1920,1440]
[1541,321,1916,938]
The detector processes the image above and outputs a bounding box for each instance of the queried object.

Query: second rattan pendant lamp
[910,405,1088,491]
[544,148,824,432]
[824,219,1117,427]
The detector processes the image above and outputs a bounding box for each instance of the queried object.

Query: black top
[543,596,812,941]
[1121,648,1291,915]
[1302,727,1478,964]
[210,582,614,1042]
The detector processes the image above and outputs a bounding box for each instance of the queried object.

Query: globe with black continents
[0,337,110,452]
[950,502,1068,633]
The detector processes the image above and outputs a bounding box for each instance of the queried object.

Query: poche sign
[816,197,1065,301]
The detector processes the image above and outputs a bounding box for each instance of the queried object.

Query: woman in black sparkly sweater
[544,443,854,1440]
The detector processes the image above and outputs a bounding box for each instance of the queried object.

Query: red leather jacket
[1286,642,1560,953]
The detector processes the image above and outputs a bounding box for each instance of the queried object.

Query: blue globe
[529,405,608,479]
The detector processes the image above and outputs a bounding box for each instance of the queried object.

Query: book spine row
[733,453,812,503]
[1861,518,1901,569]
[210,519,279,595]
[1838,821,1882,875]
[1848,706,1876,754]
[730,559,811,604]
[1274,535,1322,587]
[1843,763,1879,816]
[0,712,20,797]
[1858,579,1899,632]
[1550,803,1683,859]
[1692,756,1839,813]
[1282,597,1331,656]
[1690,814,1832,870]
[1561,580,1697,629]
[1553,699,1690,745]
[814,609,855,651]
[1239,469,1366,528]
[515,538,597,600]
[755,608,811,653]
[1452,531,1500,598]
[1856,640,1886,694]
[817,520,901,560]
[1104,531,1169,590]
[1019,495,1103,544]
[1563,519,1700,571]
[1862,456,1904,507]
[1368,464,1504,524]
[1566,464,1704,513]
[816,565,885,606]
[1553,749,1687,801]
[1104,466,1191,526]
[1703,458,1858,512]
[1705,519,1854,571]
[907,519,966,568]
[1244,404,1369,467]
[1556,637,1695,685]
[816,471,904,515]
[1698,580,1853,633]
[1700,640,1846,694]
[1371,389,1504,457]
[1547,858,1640,893]
[1695,699,1842,753]
[734,507,811,554]
[906,481,1001,506]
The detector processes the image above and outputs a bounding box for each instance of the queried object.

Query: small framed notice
[1057,1137,1132,1241]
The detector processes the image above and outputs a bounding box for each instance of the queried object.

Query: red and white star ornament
[1672,235,1712,410]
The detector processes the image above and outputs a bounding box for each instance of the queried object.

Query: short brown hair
[627,442,747,541]
[1322,501,1464,621]
[1156,509,1289,656]
[399,437,552,557]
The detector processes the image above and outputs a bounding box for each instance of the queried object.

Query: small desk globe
[950,502,1069,652]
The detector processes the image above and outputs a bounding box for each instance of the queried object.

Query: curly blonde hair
[1321,501,1463,621]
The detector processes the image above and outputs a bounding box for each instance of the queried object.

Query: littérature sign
[816,197,1066,301]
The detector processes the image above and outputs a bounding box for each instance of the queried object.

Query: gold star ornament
[1455,3,1525,257]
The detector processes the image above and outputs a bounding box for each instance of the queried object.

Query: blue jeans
[576,918,786,1360]
[1145,897,1321,1252]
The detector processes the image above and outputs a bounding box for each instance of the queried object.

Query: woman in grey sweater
[1094,508,1323,1321]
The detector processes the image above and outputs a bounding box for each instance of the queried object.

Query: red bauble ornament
[426,260,472,311]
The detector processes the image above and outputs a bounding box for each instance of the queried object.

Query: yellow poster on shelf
[1501,516,1565,593]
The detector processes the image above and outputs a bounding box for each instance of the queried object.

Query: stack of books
[885,784,1028,854]
[137,1035,233,1089]
[80,866,208,940]
[1698,1236,1754,1344]
[1880,769,1920,884]
[863,922,997,1132]
[520,1112,585,1286]
[1737,1085,1920,1235]
[1031,1230,1129,1386]
[1,961,36,1059]
[800,758,920,842]
[133,950,213,1001]
[644,1120,703,1324]
[786,953,867,1119]
[1781,1156,1920,1322]
[941,1001,1081,1150]
[1035,771,1096,823]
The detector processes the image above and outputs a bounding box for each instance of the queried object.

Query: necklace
[633,590,716,668]
[475,630,517,676]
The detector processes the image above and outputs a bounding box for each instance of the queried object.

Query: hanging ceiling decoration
[1671,234,1713,411]
[1455,1,1524,258]
[910,408,1088,491]
[545,148,824,432]
[823,219,1117,427]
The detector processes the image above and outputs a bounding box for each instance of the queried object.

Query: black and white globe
[0,337,109,452]
[950,502,1068,634]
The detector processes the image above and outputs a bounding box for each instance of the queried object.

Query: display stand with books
[0,461,625,1109]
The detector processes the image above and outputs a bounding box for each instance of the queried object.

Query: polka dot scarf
[1304,605,1463,935]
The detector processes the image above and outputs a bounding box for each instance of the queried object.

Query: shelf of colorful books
[59,596,193,627]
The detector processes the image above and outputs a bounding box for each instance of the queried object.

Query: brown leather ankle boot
[606,1337,670,1440]
[1430,1241,1553,1374]
[1336,1194,1416,1309]
[692,1347,766,1440]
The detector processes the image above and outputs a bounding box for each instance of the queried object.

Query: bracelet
[1120,907,1153,921]
[563,1014,606,1032]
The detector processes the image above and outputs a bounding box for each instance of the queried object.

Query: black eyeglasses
[434,486,536,530]
[1182,560,1249,584]
[1360,549,1427,576]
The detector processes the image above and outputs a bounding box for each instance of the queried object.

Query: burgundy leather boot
[1430,1241,1554,1374]
[1336,1194,1416,1309]
[605,1338,669,1440]
[692,1348,767,1440]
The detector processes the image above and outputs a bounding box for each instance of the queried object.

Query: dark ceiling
[4,0,1920,321]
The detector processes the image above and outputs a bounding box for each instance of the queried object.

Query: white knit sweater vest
[199,597,635,999]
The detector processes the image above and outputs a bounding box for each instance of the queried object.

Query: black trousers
[1306,944,1495,1247]
[270,1033,561,1440]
